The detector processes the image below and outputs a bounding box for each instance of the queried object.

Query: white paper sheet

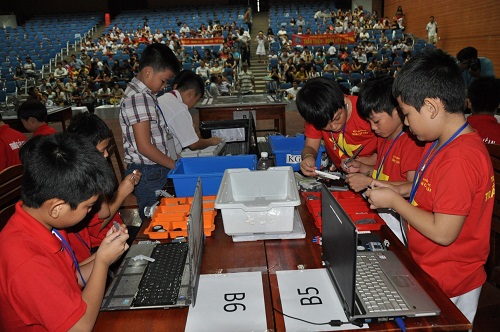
[276,269,367,331]
[185,272,267,332]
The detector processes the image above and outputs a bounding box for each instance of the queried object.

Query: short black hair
[468,77,500,114]
[393,49,466,114]
[357,76,399,120]
[172,70,205,98]
[456,46,478,62]
[20,133,115,209]
[17,99,48,122]
[67,112,112,146]
[138,43,181,74]
[296,77,346,130]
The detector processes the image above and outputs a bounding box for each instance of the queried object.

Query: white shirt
[426,22,438,36]
[157,90,199,155]
[196,66,211,79]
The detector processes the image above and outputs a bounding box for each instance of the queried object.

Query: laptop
[199,112,258,156]
[101,178,204,310]
[321,185,440,325]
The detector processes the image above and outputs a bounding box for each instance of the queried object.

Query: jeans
[126,163,170,222]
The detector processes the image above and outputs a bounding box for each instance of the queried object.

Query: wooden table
[196,97,287,135]
[2,106,74,132]
[94,197,471,332]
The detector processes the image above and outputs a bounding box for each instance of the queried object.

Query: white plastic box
[215,167,301,235]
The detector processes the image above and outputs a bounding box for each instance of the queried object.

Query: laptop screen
[321,184,358,317]
[200,119,249,143]
[188,178,204,307]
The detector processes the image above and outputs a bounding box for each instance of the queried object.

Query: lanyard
[375,131,404,180]
[52,229,87,288]
[408,121,468,203]
[74,233,91,254]
[330,124,350,157]
[156,91,179,161]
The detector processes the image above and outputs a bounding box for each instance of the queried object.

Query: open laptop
[199,112,258,156]
[101,179,204,310]
[321,185,440,325]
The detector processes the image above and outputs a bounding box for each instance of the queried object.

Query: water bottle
[257,152,272,170]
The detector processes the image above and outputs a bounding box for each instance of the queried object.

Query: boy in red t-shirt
[0,133,129,331]
[298,77,377,175]
[0,113,26,171]
[66,112,141,262]
[343,76,424,191]
[17,99,57,136]
[365,49,494,324]
[466,77,500,144]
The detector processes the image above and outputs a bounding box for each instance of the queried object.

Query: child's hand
[364,186,399,210]
[97,224,130,266]
[370,179,400,194]
[341,158,362,173]
[210,137,223,146]
[299,155,317,177]
[346,173,372,192]
[117,170,142,196]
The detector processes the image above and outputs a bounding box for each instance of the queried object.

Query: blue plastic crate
[269,134,325,171]
[167,155,257,197]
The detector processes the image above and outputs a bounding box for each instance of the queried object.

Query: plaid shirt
[120,77,170,165]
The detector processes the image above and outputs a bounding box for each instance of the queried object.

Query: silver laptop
[101,178,204,310]
[321,185,440,325]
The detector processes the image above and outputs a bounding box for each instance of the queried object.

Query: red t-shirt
[0,124,27,171]
[33,123,57,137]
[68,212,124,262]
[304,95,377,168]
[0,202,86,331]
[467,114,500,144]
[371,132,424,181]
[408,132,494,298]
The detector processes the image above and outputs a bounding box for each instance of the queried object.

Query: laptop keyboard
[224,142,245,155]
[133,243,188,307]
[356,253,409,312]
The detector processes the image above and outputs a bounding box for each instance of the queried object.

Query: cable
[395,317,407,332]
[273,307,350,327]
[399,215,408,247]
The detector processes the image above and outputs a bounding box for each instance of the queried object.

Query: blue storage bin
[269,134,325,171]
[168,155,257,197]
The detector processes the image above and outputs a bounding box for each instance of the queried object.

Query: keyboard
[224,142,245,155]
[180,141,226,157]
[132,243,188,307]
[356,253,409,312]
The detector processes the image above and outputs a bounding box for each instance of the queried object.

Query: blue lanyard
[74,232,91,254]
[52,229,87,288]
[330,125,350,157]
[409,122,469,203]
[375,131,404,180]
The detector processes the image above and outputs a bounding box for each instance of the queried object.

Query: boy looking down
[365,49,494,324]
[0,133,129,331]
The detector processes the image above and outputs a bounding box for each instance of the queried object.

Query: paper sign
[276,269,367,331]
[185,272,267,332]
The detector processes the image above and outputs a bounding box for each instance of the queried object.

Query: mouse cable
[272,307,350,327]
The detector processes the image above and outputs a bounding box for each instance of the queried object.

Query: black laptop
[101,179,204,310]
[321,184,440,324]
[199,112,258,156]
